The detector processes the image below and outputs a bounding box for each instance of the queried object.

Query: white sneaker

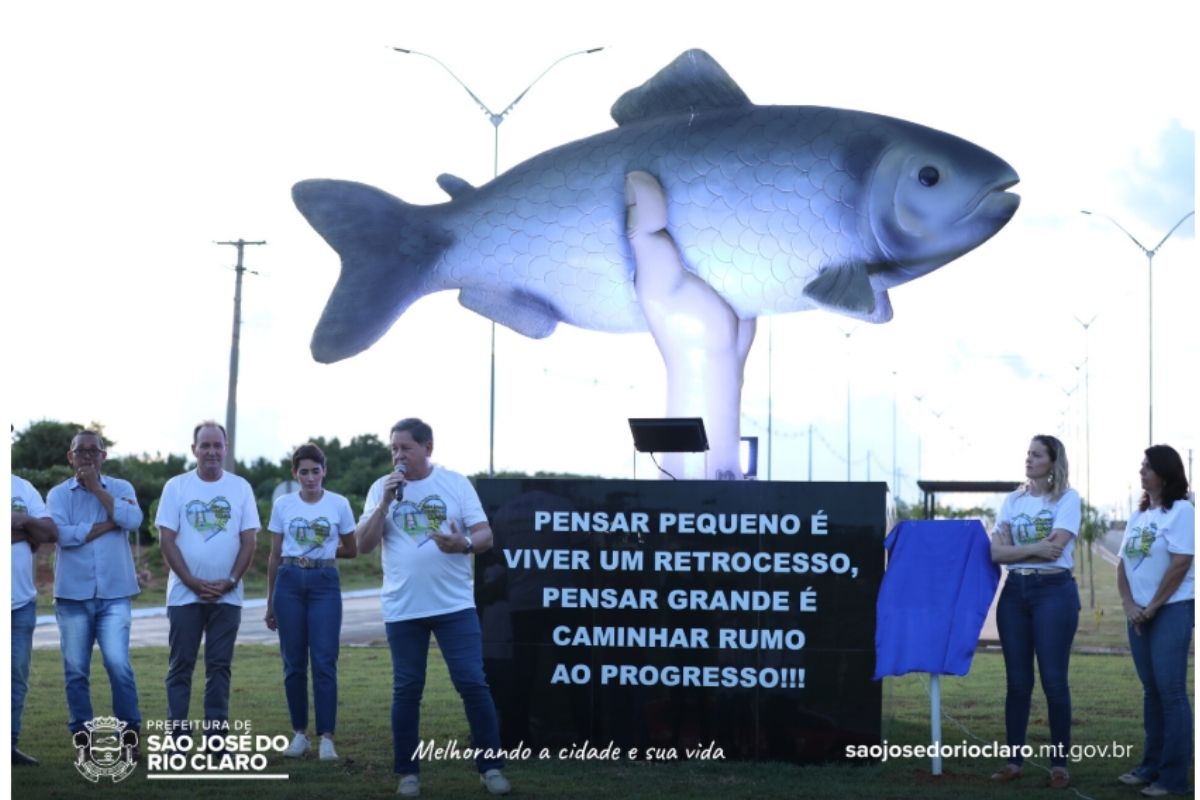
[282,732,309,758]
[397,774,420,797]
[319,736,338,761]
[481,769,511,795]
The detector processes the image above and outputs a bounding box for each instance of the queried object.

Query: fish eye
[918,166,940,187]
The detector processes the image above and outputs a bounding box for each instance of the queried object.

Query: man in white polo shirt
[155,421,259,745]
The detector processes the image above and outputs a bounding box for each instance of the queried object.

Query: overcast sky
[4,0,1195,519]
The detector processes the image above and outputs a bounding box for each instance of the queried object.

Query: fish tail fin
[292,179,452,363]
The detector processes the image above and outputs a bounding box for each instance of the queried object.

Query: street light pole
[891,370,898,501]
[1081,209,1194,445]
[394,46,604,475]
[841,329,855,481]
[767,319,774,481]
[1074,314,1097,608]
[913,394,924,490]
[1073,315,1096,501]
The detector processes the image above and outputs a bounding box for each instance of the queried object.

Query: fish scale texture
[434,106,889,332]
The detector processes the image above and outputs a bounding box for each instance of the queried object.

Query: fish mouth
[963,174,1021,224]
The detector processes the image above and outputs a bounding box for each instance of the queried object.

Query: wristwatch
[227,574,239,584]
[463,536,474,555]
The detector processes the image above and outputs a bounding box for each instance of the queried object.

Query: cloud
[1118,120,1196,236]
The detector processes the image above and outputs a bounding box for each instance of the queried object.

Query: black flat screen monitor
[628,417,709,453]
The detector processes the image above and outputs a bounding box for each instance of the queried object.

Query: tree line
[11,420,396,541]
[11,419,594,543]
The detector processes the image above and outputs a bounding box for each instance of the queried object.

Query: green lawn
[12,644,1192,799]
[18,542,1190,798]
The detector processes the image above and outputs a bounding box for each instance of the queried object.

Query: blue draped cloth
[874,519,999,679]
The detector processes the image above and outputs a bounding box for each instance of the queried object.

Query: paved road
[34,538,1125,650]
[32,590,388,650]
[977,539,1119,645]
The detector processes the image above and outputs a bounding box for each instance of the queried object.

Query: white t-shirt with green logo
[11,475,47,609]
[155,470,261,606]
[269,490,355,560]
[998,487,1080,570]
[1121,500,1195,607]
[361,465,487,623]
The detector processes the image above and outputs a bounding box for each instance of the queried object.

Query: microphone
[393,463,407,502]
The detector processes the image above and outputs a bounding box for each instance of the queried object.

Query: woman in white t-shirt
[265,443,357,762]
[1116,444,1194,797]
[989,434,1081,789]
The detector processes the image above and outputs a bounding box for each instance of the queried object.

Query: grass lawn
[17,543,1190,798]
[10,643,1192,800]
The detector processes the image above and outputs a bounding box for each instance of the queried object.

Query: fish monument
[293,49,1019,479]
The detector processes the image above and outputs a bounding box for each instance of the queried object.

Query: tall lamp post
[1081,209,1194,445]
[840,328,855,481]
[1074,314,1098,608]
[394,46,604,475]
[891,370,899,501]
[913,394,924,491]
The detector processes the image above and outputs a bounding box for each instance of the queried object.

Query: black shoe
[12,748,40,766]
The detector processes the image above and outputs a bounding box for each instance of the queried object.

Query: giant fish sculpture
[294,49,1019,478]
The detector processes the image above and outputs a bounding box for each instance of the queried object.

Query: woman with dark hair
[989,434,1081,789]
[1116,444,1194,798]
[265,443,357,761]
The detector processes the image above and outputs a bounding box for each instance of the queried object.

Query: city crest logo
[73,716,137,783]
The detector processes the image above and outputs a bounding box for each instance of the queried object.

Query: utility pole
[217,239,266,472]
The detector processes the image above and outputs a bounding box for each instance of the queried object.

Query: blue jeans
[1127,599,1193,793]
[166,603,242,726]
[995,571,1079,767]
[273,565,343,735]
[55,597,141,733]
[11,601,37,748]
[386,608,504,775]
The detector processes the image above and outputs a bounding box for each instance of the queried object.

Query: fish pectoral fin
[436,173,476,200]
[611,49,751,126]
[862,290,894,324]
[802,263,878,316]
[458,287,560,339]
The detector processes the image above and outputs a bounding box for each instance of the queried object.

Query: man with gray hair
[156,421,259,747]
[47,430,144,753]
[357,417,510,797]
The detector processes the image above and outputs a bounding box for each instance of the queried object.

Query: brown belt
[1008,567,1068,576]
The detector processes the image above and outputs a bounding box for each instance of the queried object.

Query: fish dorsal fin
[803,263,878,316]
[436,173,475,200]
[611,49,751,126]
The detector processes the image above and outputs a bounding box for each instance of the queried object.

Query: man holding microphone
[356,418,510,798]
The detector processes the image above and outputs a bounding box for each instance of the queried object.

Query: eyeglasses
[72,448,105,457]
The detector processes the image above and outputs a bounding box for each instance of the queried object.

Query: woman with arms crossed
[1116,444,1193,798]
[265,443,357,761]
[990,435,1080,789]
